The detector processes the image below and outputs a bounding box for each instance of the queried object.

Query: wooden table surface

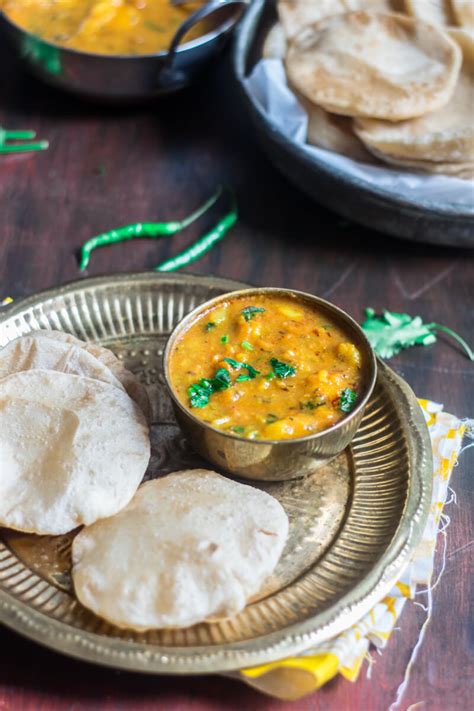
[0,42,472,711]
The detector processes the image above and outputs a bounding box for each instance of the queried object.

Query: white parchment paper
[245,59,474,207]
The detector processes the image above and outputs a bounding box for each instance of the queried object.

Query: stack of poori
[263,1,474,179]
[0,330,288,629]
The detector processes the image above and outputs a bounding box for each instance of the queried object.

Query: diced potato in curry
[169,294,363,441]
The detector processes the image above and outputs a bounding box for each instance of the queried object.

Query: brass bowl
[163,287,377,481]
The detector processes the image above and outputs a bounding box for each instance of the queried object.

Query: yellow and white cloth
[237,400,468,700]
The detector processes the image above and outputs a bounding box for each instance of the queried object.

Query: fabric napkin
[235,400,467,701]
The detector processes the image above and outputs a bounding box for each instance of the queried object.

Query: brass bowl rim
[0,7,238,60]
[163,286,377,446]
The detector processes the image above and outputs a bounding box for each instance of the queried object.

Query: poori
[285,11,462,120]
[0,370,150,535]
[72,470,289,630]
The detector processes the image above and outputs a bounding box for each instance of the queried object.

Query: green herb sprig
[224,358,260,378]
[362,308,473,361]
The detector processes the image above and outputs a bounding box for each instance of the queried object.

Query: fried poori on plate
[0,334,125,391]
[0,370,150,535]
[29,330,152,421]
[72,470,289,630]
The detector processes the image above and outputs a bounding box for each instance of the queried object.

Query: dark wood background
[0,40,472,711]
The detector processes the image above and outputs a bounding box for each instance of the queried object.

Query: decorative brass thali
[0,273,432,674]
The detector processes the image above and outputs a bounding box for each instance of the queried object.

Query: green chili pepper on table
[79,186,225,271]
[0,126,49,154]
[154,200,237,273]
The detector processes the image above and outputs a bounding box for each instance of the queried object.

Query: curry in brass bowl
[164,288,377,480]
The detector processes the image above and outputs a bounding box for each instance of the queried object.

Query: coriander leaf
[212,368,231,391]
[188,379,213,408]
[244,363,260,379]
[266,413,279,423]
[224,358,260,378]
[220,334,229,344]
[224,357,241,370]
[236,374,251,382]
[269,358,296,379]
[230,425,245,434]
[188,368,231,408]
[340,388,357,413]
[361,308,436,359]
[241,340,253,351]
[241,306,265,321]
[206,321,216,331]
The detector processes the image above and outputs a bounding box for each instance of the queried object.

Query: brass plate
[0,273,432,674]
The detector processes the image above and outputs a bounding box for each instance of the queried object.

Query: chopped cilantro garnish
[224,357,241,369]
[220,334,229,344]
[212,368,232,391]
[188,379,214,408]
[265,414,278,423]
[236,374,251,382]
[206,321,216,331]
[244,363,260,378]
[241,306,265,321]
[188,368,231,408]
[269,358,296,379]
[339,388,357,413]
[241,340,253,351]
[230,425,245,434]
[224,358,260,378]
[265,372,275,381]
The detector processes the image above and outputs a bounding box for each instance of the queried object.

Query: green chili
[154,202,237,273]
[0,126,49,154]
[79,187,223,271]
[0,142,49,154]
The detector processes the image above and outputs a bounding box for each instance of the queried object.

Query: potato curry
[2,0,207,55]
[169,294,363,440]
